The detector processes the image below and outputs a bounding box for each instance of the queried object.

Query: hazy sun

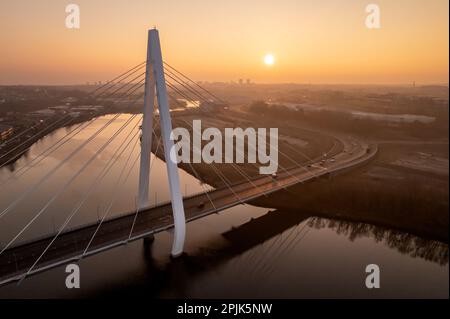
[264,54,275,66]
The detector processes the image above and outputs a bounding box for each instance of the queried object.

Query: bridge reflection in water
[0,202,447,298]
[93,209,449,298]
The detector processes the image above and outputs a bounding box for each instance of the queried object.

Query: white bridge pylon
[138,28,186,257]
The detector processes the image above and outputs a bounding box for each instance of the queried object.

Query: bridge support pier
[143,234,155,246]
[138,29,186,258]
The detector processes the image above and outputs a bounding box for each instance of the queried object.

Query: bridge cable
[175,118,245,204]
[164,69,210,104]
[0,77,146,185]
[165,84,279,199]
[151,112,218,212]
[261,223,312,277]
[20,116,143,278]
[168,93,262,187]
[0,61,145,162]
[165,84,291,196]
[0,67,146,172]
[163,62,228,105]
[165,85,267,182]
[163,65,328,186]
[0,110,143,255]
[164,91,241,198]
[88,61,146,97]
[0,89,145,221]
[83,120,161,255]
[127,127,162,241]
[250,219,312,279]
[165,74,338,278]
[165,81,314,198]
[178,117,268,198]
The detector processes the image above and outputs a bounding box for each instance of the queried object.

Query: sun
[264,54,275,66]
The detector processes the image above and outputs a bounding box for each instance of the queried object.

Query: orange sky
[0,0,448,85]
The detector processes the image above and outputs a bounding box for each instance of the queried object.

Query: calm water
[0,114,448,298]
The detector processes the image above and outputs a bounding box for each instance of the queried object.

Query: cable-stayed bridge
[0,29,376,286]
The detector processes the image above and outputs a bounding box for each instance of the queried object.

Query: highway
[0,135,377,286]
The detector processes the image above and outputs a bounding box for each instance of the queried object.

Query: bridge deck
[0,142,377,286]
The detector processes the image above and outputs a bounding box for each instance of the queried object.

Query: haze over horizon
[0,0,448,85]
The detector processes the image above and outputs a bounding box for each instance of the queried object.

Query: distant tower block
[138,29,186,257]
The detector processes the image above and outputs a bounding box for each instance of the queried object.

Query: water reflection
[89,209,448,299]
[309,217,449,266]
